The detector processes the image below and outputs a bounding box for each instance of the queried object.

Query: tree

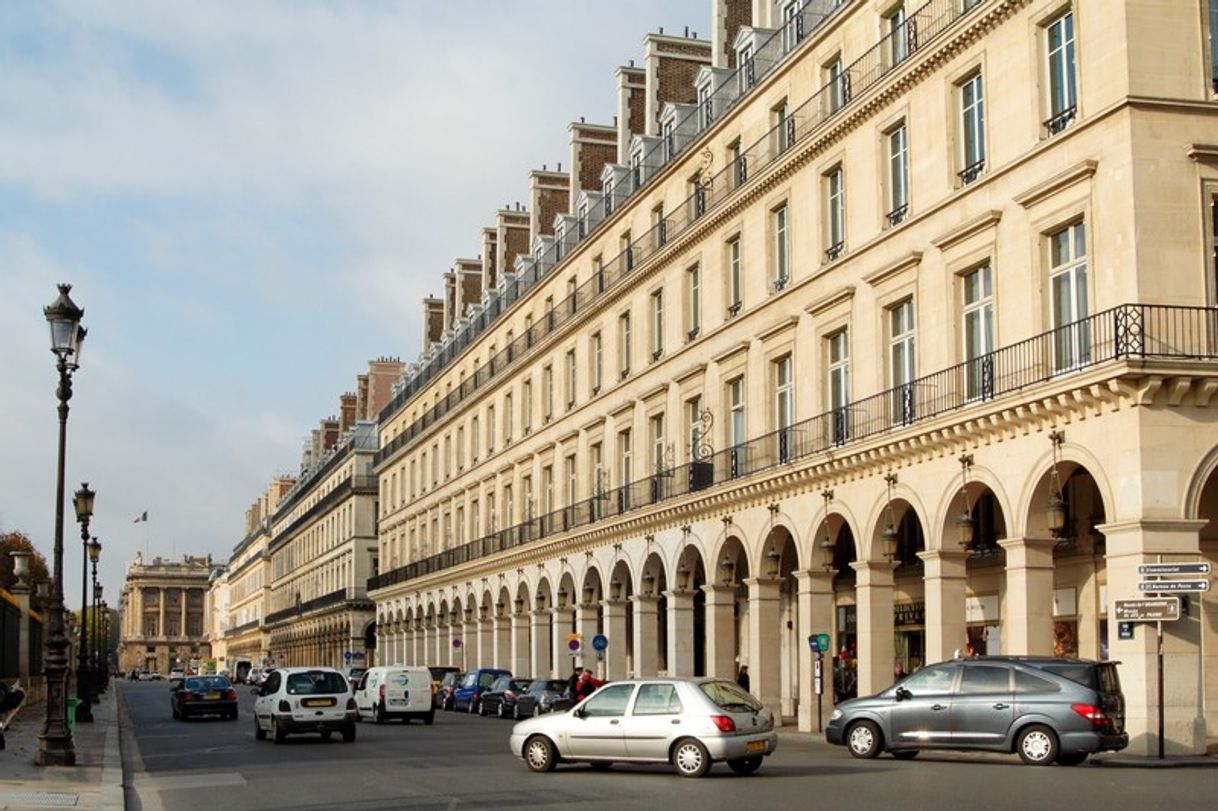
[1,530,51,612]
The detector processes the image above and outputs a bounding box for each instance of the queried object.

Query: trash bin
[66,698,79,734]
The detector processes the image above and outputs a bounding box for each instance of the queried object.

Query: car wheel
[469,699,479,715]
[498,701,509,719]
[423,711,435,726]
[846,720,883,759]
[1017,725,1059,766]
[479,700,489,717]
[672,738,711,778]
[374,704,385,725]
[254,717,266,741]
[1055,752,1088,767]
[171,705,179,720]
[533,703,541,717]
[272,717,287,744]
[322,730,333,742]
[726,756,762,775]
[524,735,557,773]
[892,750,919,760]
[513,703,523,721]
[342,725,356,743]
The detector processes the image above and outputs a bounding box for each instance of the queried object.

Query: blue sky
[0,0,707,605]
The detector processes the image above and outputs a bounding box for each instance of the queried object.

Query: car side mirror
[895,687,912,702]
[574,706,586,719]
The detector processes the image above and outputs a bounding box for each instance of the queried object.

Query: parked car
[453,668,511,713]
[252,667,357,743]
[353,666,435,724]
[826,656,1128,766]
[479,677,533,719]
[169,668,186,683]
[246,667,263,686]
[516,679,574,717]
[171,675,238,721]
[436,671,464,710]
[510,677,776,777]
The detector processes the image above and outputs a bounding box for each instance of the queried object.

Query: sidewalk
[0,689,125,810]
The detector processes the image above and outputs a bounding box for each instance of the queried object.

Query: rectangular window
[618,430,633,486]
[522,475,533,518]
[543,365,554,421]
[686,264,702,340]
[887,122,909,225]
[649,413,666,472]
[619,311,632,378]
[566,454,578,508]
[1050,222,1090,370]
[687,395,704,461]
[728,377,746,477]
[652,203,666,248]
[727,236,743,315]
[773,203,790,289]
[621,231,634,272]
[523,379,533,432]
[774,355,794,462]
[960,72,986,183]
[591,331,603,394]
[889,300,916,425]
[826,55,848,112]
[604,178,615,214]
[486,405,495,452]
[699,83,713,129]
[542,466,554,515]
[963,265,995,401]
[443,435,452,478]
[773,99,792,154]
[828,331,850,444]
[825,166,845,260]
[631,152,642,191]
[782,0,802,52]
[567,277,578,315]
[565,348,577,408]
[503,394,513,442]
[577,202,588,238]
[504,484,513,526]
[1044,10,1077,134]
[886,3,909,67]
[729,139,746,189]
[650,289,664,360]
[470,500,480,542]
[591,442,605,517]
[663,120,676,161]
[738,44,755,93]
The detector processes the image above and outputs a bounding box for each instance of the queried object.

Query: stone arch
[1017,436,1116,540]
[709,521,753,581]
[675,541,708,676]
[1184,443,1218,523]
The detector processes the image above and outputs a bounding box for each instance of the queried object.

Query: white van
[353,666,435,724]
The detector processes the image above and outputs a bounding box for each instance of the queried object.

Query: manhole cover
[0,791,79,807]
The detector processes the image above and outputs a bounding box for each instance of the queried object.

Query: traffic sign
[1114,597,1180,621]
[816,633,831,652]
[344,651,352,661]
[807,635,820,652]
[452,639,463,648]
[592,634,608,652]
[1138,562,1211,576]
[567,638,581,652]
[1137,580,1211,593]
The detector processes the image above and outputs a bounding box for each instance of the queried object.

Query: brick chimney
[495,207,531,289]
[643,32,712,138]
[455,258,482,315]
[713,0,754,69]
[443,271,458,331]
[364,356,405,420]
[616,65,646,164]
[481,228,499,293]
[528,168,570,244]
[568,121,618,211]
[422,297,444,348]
[320,416,340,452]
[339,392,357,433]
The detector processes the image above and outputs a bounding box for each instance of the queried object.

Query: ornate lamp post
[92,573,104,694]
[38,283,87,766]
[72,485,95,722]
[98,599,109,686]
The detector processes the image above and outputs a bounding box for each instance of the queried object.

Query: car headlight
[830,709,843,721]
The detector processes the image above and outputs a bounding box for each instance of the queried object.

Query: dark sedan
[479,677,533,719]
[171,675,239,720]
[515,679,571,717]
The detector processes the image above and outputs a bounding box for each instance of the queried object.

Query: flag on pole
[133,511,148,523]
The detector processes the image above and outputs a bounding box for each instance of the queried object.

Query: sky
[0,0,708,608]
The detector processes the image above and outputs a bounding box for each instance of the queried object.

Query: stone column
[492,613,511,670]
[575,603,599,673]
[477,616,493,668]
[158,588,166,642]
[665,590,696,677]
[702,584,737,678]
[998,537,1056,656]
[551,608,575,677]
[632,595,660,677]
[919,550,969,663]
[529,610,551,677]
[746,577,782,715]
[602,600,629,680]
[852,561,896,697]
[424,623,436,666]
[793,569,835,732]
[510,611,531,676]
[459,618,475,670]
[1102,519,1206,756]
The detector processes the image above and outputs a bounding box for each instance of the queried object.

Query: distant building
[117,552,215,675]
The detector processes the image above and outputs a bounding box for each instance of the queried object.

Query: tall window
[503,485,513,526]
[773,203,790,288]
[826,56,847,112]
[1045,10,1077,133]
[663,120,676,162]
[650,290,664,359]
[591,442,605,517]
[889,300,916,425]
[774,355,794,462]
[619,311,632,377]
[729,140,745,189]
[523,379,533,432]
[773,99,792,153]
[728,377,746,477]
[649,413,666,473]
[886,2,908,67]
[443,435,452,478]
[591,331,603,393]
[782,0,803,51]
[828,331,850,443]
[1210,0,1218,92]
[542,466,554,515]
[687,395,704,461]
[1050,222,1090,370]
[727,236,743,315]
[960,73,986,183]
[738,44,755,92]
[887,122,909,225]
[565,455,578,510]
[686,264,702,339]
[565,348,577,408]
[503,394,513,443]
[471,416,479,461]
[963,265,995,401]
[825,167,845,260]
[542,365,554,421]
[486,404,495,452]
[698,83,713,129]
[653,203,667,248]
[618,430,633,487]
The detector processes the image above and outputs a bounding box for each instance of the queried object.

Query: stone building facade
[367,0,1218,759]
[117,553,215,675]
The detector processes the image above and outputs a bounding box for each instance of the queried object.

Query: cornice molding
[1013,159,1098,209]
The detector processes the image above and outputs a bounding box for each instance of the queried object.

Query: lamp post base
[35,732,76,766]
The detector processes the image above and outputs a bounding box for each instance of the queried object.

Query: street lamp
[881,473,900,561]
[72,484,96,723]
[39,283,86,767]
[93,578,104,694]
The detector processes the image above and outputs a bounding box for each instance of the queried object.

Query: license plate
[302,698,335,708]
[204,692,220,700]
[389,698,405,705]
[745,740,767,754]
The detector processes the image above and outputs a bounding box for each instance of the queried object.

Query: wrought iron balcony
[1044,105,1077,136]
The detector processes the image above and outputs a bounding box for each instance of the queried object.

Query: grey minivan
[826,656,1128,765]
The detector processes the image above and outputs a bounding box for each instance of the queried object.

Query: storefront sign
[1053,587,1077,617]
[965,595,999,623]
[893,601,925,627]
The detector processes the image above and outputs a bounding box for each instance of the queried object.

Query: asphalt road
[117,681,1214,811]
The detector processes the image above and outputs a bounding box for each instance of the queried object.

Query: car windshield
[700,680,763,713]
[184,676,230,692]
[285,671,348,695]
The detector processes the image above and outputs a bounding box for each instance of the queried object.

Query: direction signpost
[1114,598,1180,621]
[1137,579,1210,593]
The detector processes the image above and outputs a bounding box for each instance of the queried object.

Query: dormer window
[698,84,713,129]
[555,224,565,262]
[577,203,588,238]
[604,179,615,214]
[738,44,755,93]
[631,152,643,190]
[663,120,676,161]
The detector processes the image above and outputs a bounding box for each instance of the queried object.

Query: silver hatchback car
[509,677,777,777]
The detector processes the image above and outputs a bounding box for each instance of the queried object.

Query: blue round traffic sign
[592,634,608,652]
[344,651,353,661]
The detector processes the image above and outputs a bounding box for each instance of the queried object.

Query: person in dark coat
[735,665,751,692]
[566,666,583,700]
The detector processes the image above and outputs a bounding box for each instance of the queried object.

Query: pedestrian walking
[735,664,750,692]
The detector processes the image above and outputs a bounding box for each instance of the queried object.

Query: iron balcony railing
[374,0,984,472]
[265,588,350,626]
[368,304,1218,593]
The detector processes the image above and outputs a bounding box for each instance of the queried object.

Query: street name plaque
[1137,562,1212,576]
[1114,597,1180,621]
[1137,579,1211,593]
